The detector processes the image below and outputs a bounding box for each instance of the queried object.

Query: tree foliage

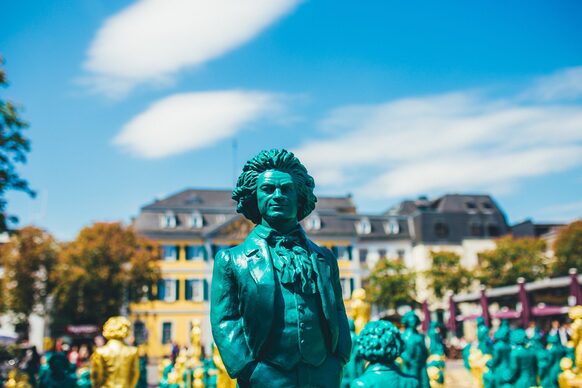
[425,250,474,299]
[51,222,160,326]
[0,56,35,232]
[477,236,547,288]
[364,257,416,311]
[0,226,59,327]
[552,220,582,276]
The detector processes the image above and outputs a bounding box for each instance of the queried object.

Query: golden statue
[427,365,444,388]
[558,306,582,387]
[90,316,139,388]
[193,367,205,388]
[468,347,492,388]
[190,319,203,366]
[571,306,582,372]
[213,344,237,388]
[350,288,371,334]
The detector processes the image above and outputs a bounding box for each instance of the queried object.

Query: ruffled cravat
[267,231,317,294]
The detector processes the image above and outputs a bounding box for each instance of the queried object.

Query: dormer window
[160,211,177,228]
[189,211,204,229]
[355,218,371,235]
[465,201,477,213]
[305,214,321,231]
[384,219,400,235]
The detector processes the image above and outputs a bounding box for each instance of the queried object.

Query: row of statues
[464,305,582,388]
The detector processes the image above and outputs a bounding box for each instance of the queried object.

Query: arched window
[189,211,204,229]
[355,218,371,235]
[160,211,177,228]
[305,214,321,231]
[384,219,400,235]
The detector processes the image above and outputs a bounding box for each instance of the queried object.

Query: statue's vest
[261,266,328,369]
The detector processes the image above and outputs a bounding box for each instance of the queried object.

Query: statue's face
[256,169,298,229]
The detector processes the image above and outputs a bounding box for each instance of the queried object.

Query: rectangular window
[378,249,387,259]
[164,279,177,302]
[161,322,172,344]
[186,245,207,261]
[340,277,352,299]
[335,246,352,260]
[397,249,405,260]
[162,245,178,261]
[185,279,208,302]
[359,249,368,263]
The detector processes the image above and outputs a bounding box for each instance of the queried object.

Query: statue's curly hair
[102,316,131,340]
[232,149,317,224]
[356,320,404,364]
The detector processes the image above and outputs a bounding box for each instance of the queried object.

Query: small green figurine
[427,322,445,356]
[491,320,512,388]
[210,149,352,388]
[350,320,418,388]
[509,329,537,388]
[545,333,566,388]
[476,317,492,355]
[342,319,365,387]
[400,311,430,388]
[38,352,77,388]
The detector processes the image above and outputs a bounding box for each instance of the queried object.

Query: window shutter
[175,279,180,301]
[331,246,339,257]
[203,279,209,301]
[211,244,217,258]
[350,278,355,295]
[185,280,192,300]
[347,246,353,261]
[157,280,165,301]
[185,246,192,261]
[202,246,209,261]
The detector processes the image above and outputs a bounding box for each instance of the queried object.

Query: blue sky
[2,0,582,240]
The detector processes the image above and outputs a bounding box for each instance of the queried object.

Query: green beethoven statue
[351,320,418,388]
[508,328,537,388]
[400,311,430,388]
[210,149,352,387]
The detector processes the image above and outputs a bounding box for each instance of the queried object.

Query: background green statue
[490,320,512,388]
[350,320,418,388]
[509,328,537,388]
[400,311,430,388]
[210,149,352,388]
[342,319,365,387]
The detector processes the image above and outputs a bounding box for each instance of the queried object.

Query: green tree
[51,222,160,328]
[0,226,59,330]
[425,251,474,299]
[477,236,547,288]
[0,56,35,232]
[552,220,582,276]
[364,257,416,311]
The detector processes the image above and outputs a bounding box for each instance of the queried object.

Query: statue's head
[493,324,510,342]
[357,320,404,364]
[510,328,527,346]
[102,316,131,341]
[351,288,366,301]
[569,305,582,320]
[232,149,317,225]
[402,310,420,329]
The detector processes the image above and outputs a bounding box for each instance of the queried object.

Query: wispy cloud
[522,66,582,101]
[534,200,582,222]
[294,71,582,199]
[83,0,300,97]
[113,90,279,158]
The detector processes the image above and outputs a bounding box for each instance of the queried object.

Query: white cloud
[535,200,582,222]
[294,72,582,200]
[84,0,300,97]
[523,66,582,101]
[113,90,278,158]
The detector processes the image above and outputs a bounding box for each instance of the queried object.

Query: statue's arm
[210,249,255,379]
[89,351,104,387]
[329,250,352,364]
[129,351,140,388]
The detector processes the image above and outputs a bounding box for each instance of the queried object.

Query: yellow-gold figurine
[350,288,371,335]
[90,316,139,388]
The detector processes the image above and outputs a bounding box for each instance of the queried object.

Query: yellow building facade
[129,189,363,359]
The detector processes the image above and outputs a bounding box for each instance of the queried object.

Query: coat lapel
[307,239,334,321]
